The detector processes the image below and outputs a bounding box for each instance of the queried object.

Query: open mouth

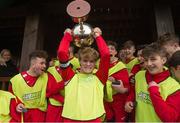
[41,69,45,72]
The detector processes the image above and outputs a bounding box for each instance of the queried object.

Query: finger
[125,107,132,113]
[129,102,134,107]
[17,107,22,113]
[20,104,25,109]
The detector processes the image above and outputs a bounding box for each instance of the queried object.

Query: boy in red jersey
[58,27,110,122]
[9,50,64,122]
[103,41,129,122]
[122,40,139,73]
[125,43,180,122]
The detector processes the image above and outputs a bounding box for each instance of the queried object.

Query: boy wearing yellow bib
[57,27,110,122]
[168,51,180,84]
[157,33,180,58]
[46,44,80,122]
[52,44,80,70]
[122,40,139,73]
[0,90,21,122]
[125,43,180,122]
[46,66,64,122]
[9,50,64,122]
[126,44,146,121]
[104,41,129,122]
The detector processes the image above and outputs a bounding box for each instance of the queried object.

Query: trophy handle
[79,22,85,35]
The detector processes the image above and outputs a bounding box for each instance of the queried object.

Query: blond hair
[78,47,99,61]
[0,49,11,57]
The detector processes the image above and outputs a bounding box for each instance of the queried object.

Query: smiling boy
[58,27,110,122]
[9,50,64,122]
[125,43,180,122]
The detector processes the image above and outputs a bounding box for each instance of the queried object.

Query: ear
[162,57,167,64]
[177,65,180,70]
[115,50,117,55]
[174,43,179,47]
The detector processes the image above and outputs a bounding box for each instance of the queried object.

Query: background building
[0,0,179,71]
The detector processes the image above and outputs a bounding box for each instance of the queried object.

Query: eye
[144,59,148,62]
[89,60,94,63]
[83,59,88,62]
[150,58,156,61]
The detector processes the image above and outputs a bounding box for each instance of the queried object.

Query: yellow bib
[62,73,105,120]
[47,66,64,106]
[135,70,180,122]
[104,61,127,102]
[125,58,139,73]
[10,73,48,111]
[0,90,16,122]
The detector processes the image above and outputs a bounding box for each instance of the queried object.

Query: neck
[110,56,118,63]
[69,54,74,59]
[27,69,38,77]
[176,47,180,51]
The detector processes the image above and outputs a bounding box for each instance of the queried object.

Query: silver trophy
[67,0,94,47]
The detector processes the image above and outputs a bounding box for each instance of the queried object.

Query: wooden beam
[154,2,175,37]
[20,14,44,71]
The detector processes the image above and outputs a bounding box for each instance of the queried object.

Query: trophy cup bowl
[67,0,94,47]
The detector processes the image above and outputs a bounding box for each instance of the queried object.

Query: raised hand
[93,27,102,38]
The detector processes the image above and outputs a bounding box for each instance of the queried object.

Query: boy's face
[144,54,166,75]
[80,58,96,74]
[31,57,46,76]
[162,43,176,56]
[171,65,180,81]
[137,50,144,64]
[124,46,135,59]
[108,45,117,57]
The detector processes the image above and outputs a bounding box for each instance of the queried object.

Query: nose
[43,63,46,68]
[146,59,152,66]
[86,61,91,65]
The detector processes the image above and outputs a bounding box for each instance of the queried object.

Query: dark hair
[123,40,135,49]
[29,50,48,61]
[157,33,180,46]
[168,51,180,68]
[142,42,167,58]
[136,44,147,51]
[107,40,118,51]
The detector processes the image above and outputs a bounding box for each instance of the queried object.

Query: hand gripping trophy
[67,0,95,47]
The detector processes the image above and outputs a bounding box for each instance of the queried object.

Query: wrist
[148,85,159,93]
[121,88,128,94]
[148,81,158,88]
[94,33,101,38]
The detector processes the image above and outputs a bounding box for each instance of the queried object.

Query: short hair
[136,44,147,51]
[157,33,180,46]
[142,42,167,59]
[78,47,99,61]
[107,40,118,51]
[123,40,135,49]
[168,51,180,68]
[29,50,48,61]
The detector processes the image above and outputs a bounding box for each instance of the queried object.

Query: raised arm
[94,27,110,84]
[57,29,73,62]
[57,29,75,81]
